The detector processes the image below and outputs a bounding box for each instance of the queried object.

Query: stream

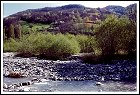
[3,52,137,92]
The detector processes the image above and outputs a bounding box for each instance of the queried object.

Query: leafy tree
[3,27,6,40]
[95,15,118,56]
[14,24,21,38]
[83,17,93,32]
[115,17,136,52]
[126,3,137,22]
[9,24,15,39]
[95,15,136,57]
[75,11,83,23]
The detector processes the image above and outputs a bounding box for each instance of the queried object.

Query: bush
[17,34,35,56]
[17,33,55,57]
[80,52,114,64]
[16,33,80,60]
[3,38,19,52]
[65,33,76,40]
[75,35,97,53]
[45,34,80,60]
[75,35,88,52]
[80,53,102,64]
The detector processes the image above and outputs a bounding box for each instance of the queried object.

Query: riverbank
[3,52,137,92]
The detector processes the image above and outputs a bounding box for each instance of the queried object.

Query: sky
[2,1,138,17]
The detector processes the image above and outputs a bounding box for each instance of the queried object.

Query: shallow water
[30,80,136,92]
[4,77,136,92]
[3,77,33,86]
[3,52,137,92]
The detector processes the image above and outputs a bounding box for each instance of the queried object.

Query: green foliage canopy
[95,15,136,56]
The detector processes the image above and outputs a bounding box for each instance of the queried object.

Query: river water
[2,52,137,92]
[3,77,137,92]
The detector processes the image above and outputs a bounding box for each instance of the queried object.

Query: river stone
[40,79,48,82]
[24,88,30,92]
[3,52,137,91]
[18,89,25,92]
[7,71,25,78]
[31,78,39,82]
[25,81,32,86]
[8,84,16,89]
[3,83,8,89]
[95,82,104,86]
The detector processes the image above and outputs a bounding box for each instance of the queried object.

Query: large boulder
[7,71,25,78]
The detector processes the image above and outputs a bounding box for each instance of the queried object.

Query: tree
[115,17,136,53]
[14,24,21,38]
[121,18,136,56]
[9,24,15,39]
[75,11,82,23]
[95,15,118,56]
[3,27,6,40]
[83,17,93,32]
[126,4,137,22]
[95,15,136,57]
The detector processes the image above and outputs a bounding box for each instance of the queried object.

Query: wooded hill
[3,3,136,38]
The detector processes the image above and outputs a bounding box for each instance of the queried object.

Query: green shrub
[75,35,97,53]
[65,33,76,40]
[17,33,54,56]
[34,33,56,55]
[81,52,112,64]
[16,33,80,59]
[21,24,30,35]
[80,53,96,63]
[75,35,88,53]
[45,34,80,60]
[3,32,100,60]
[3,38,19,52]
[16,35,34,56]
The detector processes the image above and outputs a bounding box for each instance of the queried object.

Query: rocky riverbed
[3,52,137,92]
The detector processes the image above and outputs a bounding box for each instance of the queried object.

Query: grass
[21,21,50,35]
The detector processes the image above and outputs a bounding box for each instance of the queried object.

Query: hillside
[3,3,136,37]
[3,3,136,61]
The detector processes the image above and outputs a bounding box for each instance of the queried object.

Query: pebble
[23,87,30,91]
[8,84,16,89]
[3,52,136,92]
[3,83,8,89]
[101,76,105,81]
[98,89,103,92]
[18,89,25,92]
[40,79,48,82]
[31,78,39,83]
[95,82,104,86]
